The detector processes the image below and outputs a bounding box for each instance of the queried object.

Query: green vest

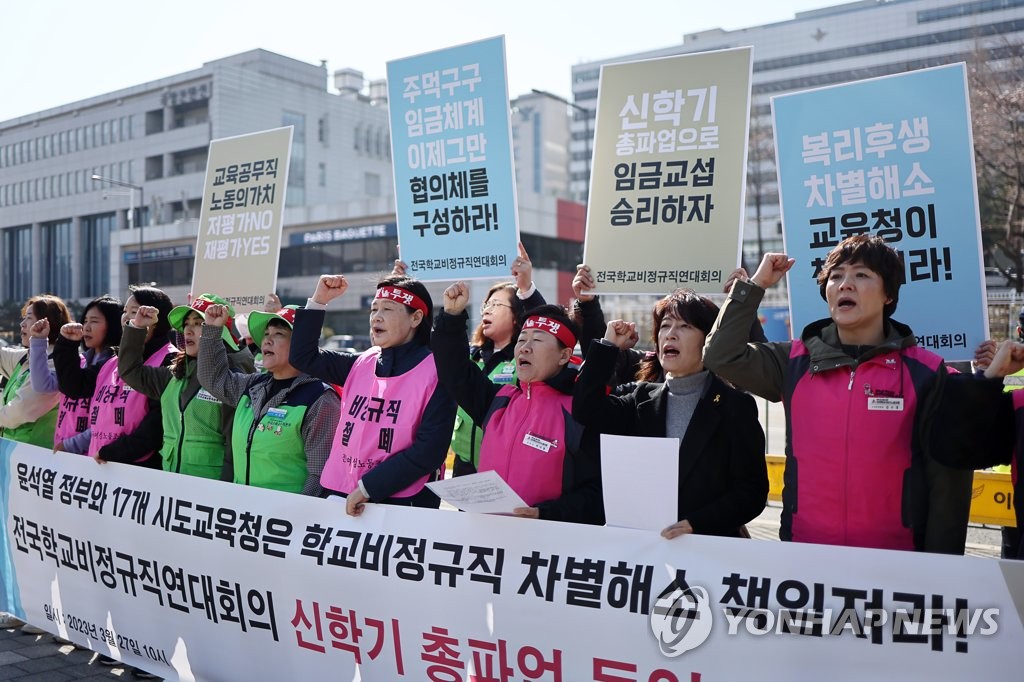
[159,376,226,479]
[232,392,310,494]
[451,357,516,467]
[1,357,57,447]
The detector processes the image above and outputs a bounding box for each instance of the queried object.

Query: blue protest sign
[387,36,519,281]
[772,64,986,360]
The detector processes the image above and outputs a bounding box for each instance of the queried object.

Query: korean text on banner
[3,440,1022,680]
[192,126,293,314]
[386,35,520,281]
[583,47,752,295]
[772,64,986,360]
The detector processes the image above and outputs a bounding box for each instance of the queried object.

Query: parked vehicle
[321,334,372,353]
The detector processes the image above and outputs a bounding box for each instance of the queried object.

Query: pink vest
[478,383,568,506]
[87,343,175,462]
[54,355,91,449]
[320,348,438,497]
[786,343,940,550]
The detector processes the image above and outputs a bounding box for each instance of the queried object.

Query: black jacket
[573,340,768,536]
[433,310,604,524]
[52,332,172,468]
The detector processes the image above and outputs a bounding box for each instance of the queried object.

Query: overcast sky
[0,0,838,122]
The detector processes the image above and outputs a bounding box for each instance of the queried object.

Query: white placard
[600,434,680,531]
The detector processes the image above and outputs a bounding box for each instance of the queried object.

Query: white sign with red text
[1,440,1020,680]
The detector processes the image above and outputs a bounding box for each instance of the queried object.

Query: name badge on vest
[868,397,904,411]
[523,432,557,453]
[266,407,288,420]
[493,362,516,384]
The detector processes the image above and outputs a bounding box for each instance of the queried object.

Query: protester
[925,338,1024,558]
[198,304,339,496]
[290,274,456,515]
[393,244,545,477]
[570,265,767,389]
[703,235,972,553]
[32,295,123,454]
[53,285,175,468]
[573,289,767,537]
[433,286,603,523]
[237,293,282,373]
[118,294,253,480]
[0,295,71,447]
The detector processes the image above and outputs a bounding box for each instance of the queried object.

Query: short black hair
[82,295,123,348]
[816,235,903,318]
[637,289,720,382]
[127,285,174,341]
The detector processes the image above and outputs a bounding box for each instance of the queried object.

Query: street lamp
[92,174,145,282]
[530,88,593,202]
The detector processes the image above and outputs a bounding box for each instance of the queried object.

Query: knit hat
[247,306,300,346]
[168,293,239,350]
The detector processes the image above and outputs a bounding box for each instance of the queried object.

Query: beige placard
[191,126,293,313]
[583,47,752,294]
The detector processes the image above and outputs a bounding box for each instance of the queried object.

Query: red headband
[190,296,227,316]
[275,307,298,325]
[522,315,576,349]
[375,286,429,317]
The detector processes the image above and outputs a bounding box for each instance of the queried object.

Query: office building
[570,0,1024,271]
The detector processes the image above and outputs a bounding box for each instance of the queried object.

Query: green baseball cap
[168,293,239,350]
[247,305,300,347]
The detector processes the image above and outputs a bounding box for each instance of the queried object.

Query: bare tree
[968,39,1024,291]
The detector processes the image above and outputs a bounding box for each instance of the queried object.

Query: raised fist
[443,282,470,315]
[312,275,348,305]
[61,323,85,342]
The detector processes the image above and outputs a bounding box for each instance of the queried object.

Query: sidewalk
[0,503,1004,680]
[0,625,160,681]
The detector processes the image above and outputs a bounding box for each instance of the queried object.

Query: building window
[3,226,32,304]
[42,220,73,297]
[283,111,306,206]
[145,109,164,135]
[171,147,208,176]
[128,257,193,288]
[278,238,398,278]
[318,162,327,187]
[145,155,163,181]
[365,172,380,197]
[519,234,582,273]
[82,213,116,297]
[171,101,209,129]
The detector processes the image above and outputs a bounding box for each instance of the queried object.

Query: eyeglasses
[481,301,514,314]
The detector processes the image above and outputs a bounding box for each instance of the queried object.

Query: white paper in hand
[600,434,680,531]
[426,470,527,514]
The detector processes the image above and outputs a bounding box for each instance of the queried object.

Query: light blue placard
[0,439,23,618]
[387,36,520,282]
[772,64,986,361]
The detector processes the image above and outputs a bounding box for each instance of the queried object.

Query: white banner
[1,440,1021,680]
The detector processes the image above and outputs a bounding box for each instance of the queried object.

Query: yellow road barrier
[765,454,1016,527]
